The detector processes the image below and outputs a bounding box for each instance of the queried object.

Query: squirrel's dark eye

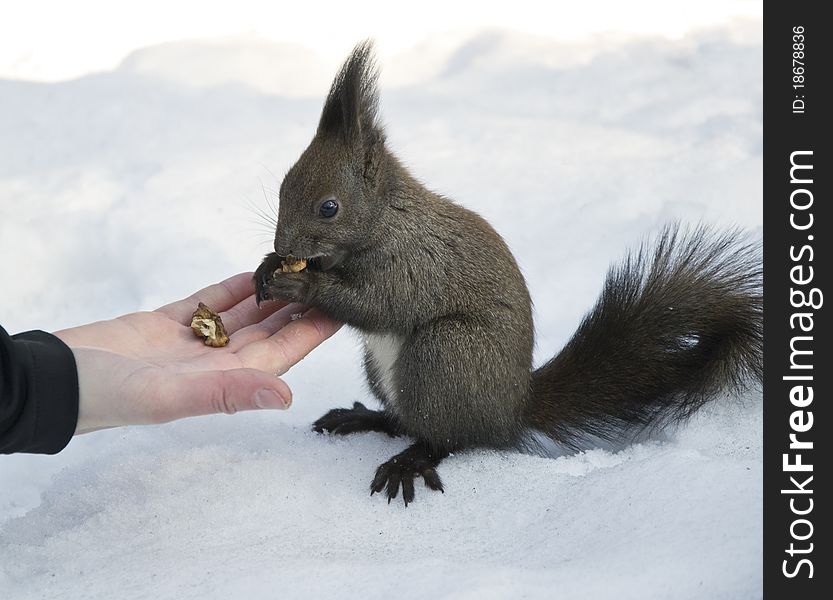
[319,199,339,219]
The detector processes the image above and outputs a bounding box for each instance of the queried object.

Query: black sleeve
[1,324,79,454]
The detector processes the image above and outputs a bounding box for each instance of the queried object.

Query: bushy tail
[527,224,762,449]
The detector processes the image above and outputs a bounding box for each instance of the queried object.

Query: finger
[218,293,291,334]
[154,368,294,423]
[226,302,308,350]
[155,272,257,324]
[234,308,342,374]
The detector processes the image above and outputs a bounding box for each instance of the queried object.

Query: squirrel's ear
[317,40,382,149]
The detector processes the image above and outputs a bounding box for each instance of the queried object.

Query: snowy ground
[0,26,762,599]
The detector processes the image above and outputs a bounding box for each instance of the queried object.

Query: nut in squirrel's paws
[280,255,308,273]
[190,302,230,347]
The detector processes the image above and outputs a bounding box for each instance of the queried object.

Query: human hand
[54,272,342,434]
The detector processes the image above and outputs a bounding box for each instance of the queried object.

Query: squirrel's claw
[312,403,400,437]
[370,442,446,507]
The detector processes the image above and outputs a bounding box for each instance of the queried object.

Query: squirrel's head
[271,40,389,270]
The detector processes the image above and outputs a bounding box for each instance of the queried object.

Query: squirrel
[253,41,763,506]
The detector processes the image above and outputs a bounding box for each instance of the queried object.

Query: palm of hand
[62,311,239,368]
[55,273,341,433]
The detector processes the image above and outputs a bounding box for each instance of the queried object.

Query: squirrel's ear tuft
[318,40,381,143]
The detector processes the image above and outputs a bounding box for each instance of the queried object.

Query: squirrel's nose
[273,238,292,256]
[273,223,293,255]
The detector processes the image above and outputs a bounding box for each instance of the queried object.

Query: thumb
[159,369,293,422]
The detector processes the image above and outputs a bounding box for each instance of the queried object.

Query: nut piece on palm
[190,302,230,347]
[280,255,307,273]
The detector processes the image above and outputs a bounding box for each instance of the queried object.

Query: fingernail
[253,389,290,410]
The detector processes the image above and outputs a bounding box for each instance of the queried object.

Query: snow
[0,25,761,599]
[1,1,762,81]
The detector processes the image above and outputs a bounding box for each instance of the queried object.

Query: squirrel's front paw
[254,257,313,304]
[264,272,311,304]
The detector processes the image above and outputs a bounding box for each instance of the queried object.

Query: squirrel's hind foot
[312,402,399,437]
[370,441,447,506]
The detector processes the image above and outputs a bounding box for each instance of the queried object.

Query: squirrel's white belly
[363,332,403,403]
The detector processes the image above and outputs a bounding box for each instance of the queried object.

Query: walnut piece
[190,302,230,347]
[280,255,308,273]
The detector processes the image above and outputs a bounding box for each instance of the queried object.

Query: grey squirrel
[253,41,762,505]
